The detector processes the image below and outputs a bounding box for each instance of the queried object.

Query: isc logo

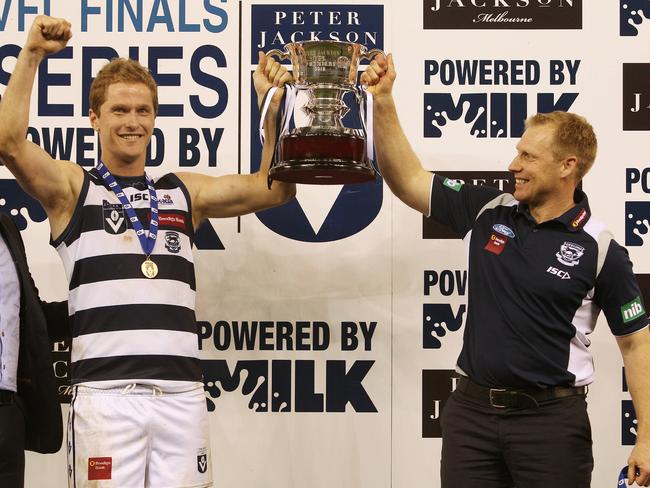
[129,193,149,202]
[546,266,570,280]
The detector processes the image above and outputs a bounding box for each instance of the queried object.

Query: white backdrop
[0,1,648,487]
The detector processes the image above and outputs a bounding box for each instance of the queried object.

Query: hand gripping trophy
[260,40,383,185]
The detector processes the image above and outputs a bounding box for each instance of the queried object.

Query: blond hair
[89,58,158,116]
[525,111,597,181]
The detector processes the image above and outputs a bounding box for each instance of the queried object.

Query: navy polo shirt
[429,174,649,389]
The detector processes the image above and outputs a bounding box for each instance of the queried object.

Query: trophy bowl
[265,40,382,185]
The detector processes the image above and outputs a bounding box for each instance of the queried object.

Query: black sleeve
[429,174,505,237]
[15,224,71,342]
[594,239,649,336]
[41,301,71,342]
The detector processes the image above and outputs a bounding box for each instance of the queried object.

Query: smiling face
[89,82,155,174]
[508,124,570,207]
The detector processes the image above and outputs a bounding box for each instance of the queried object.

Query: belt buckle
[489,388,508,408]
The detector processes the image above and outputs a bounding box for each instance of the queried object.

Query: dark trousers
[0,395,25,488]
[440,389,593,488]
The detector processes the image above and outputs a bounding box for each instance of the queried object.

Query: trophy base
[271,132,376,185]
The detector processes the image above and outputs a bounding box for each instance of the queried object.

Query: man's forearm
[621,332,650,440]
[373,94,430,212]
[0,48,42,167]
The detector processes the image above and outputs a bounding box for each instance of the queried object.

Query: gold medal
[141,258,158,279]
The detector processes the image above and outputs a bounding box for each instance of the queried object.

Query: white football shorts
[67,383,213,488]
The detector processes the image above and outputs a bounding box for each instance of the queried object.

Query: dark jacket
[0,212,69,453]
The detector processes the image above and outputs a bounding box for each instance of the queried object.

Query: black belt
[0,389,16,405]
[456,376,586,409]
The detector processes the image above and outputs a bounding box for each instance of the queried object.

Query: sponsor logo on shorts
[197,449,208,474]
[88,457,112,481]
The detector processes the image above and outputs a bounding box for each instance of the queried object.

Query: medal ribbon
[96,161,159,257]
[618,465,640,486]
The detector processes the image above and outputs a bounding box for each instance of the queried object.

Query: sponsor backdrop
[0,0,648,487]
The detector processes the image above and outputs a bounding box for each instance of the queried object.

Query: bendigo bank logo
[423,0,582,30]
[423,171,515,239]
[620,0,650,36]
[422,370,458,438]
[623,64,650,131]
[250,4,385,242]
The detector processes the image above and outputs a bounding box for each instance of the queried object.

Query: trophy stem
[303,85,350,128]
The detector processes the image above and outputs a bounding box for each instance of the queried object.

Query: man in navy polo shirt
[362,55,650,487]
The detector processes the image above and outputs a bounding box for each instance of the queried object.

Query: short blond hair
[89,58,158,116]
[525,111,597,181]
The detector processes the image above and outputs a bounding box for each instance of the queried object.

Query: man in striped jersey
[0,15,295,488]
[362,55,650,487]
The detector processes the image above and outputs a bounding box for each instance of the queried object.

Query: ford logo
[493,224,515,238]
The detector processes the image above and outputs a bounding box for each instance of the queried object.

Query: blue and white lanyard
[96,161,159,258]
[618,465,641,486]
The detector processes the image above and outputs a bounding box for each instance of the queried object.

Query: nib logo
[423,303,466,348]
[620,297,645,323]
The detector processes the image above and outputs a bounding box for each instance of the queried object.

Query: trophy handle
[359,48,385,61]
[265,48,291,61]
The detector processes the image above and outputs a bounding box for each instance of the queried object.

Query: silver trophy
[265,40,383,185]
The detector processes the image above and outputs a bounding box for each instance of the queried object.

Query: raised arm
[0,16,83,238]
[178,52,296,227]
[360,54,433,215]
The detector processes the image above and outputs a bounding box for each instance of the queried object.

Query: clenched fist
[25,15,72,58]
